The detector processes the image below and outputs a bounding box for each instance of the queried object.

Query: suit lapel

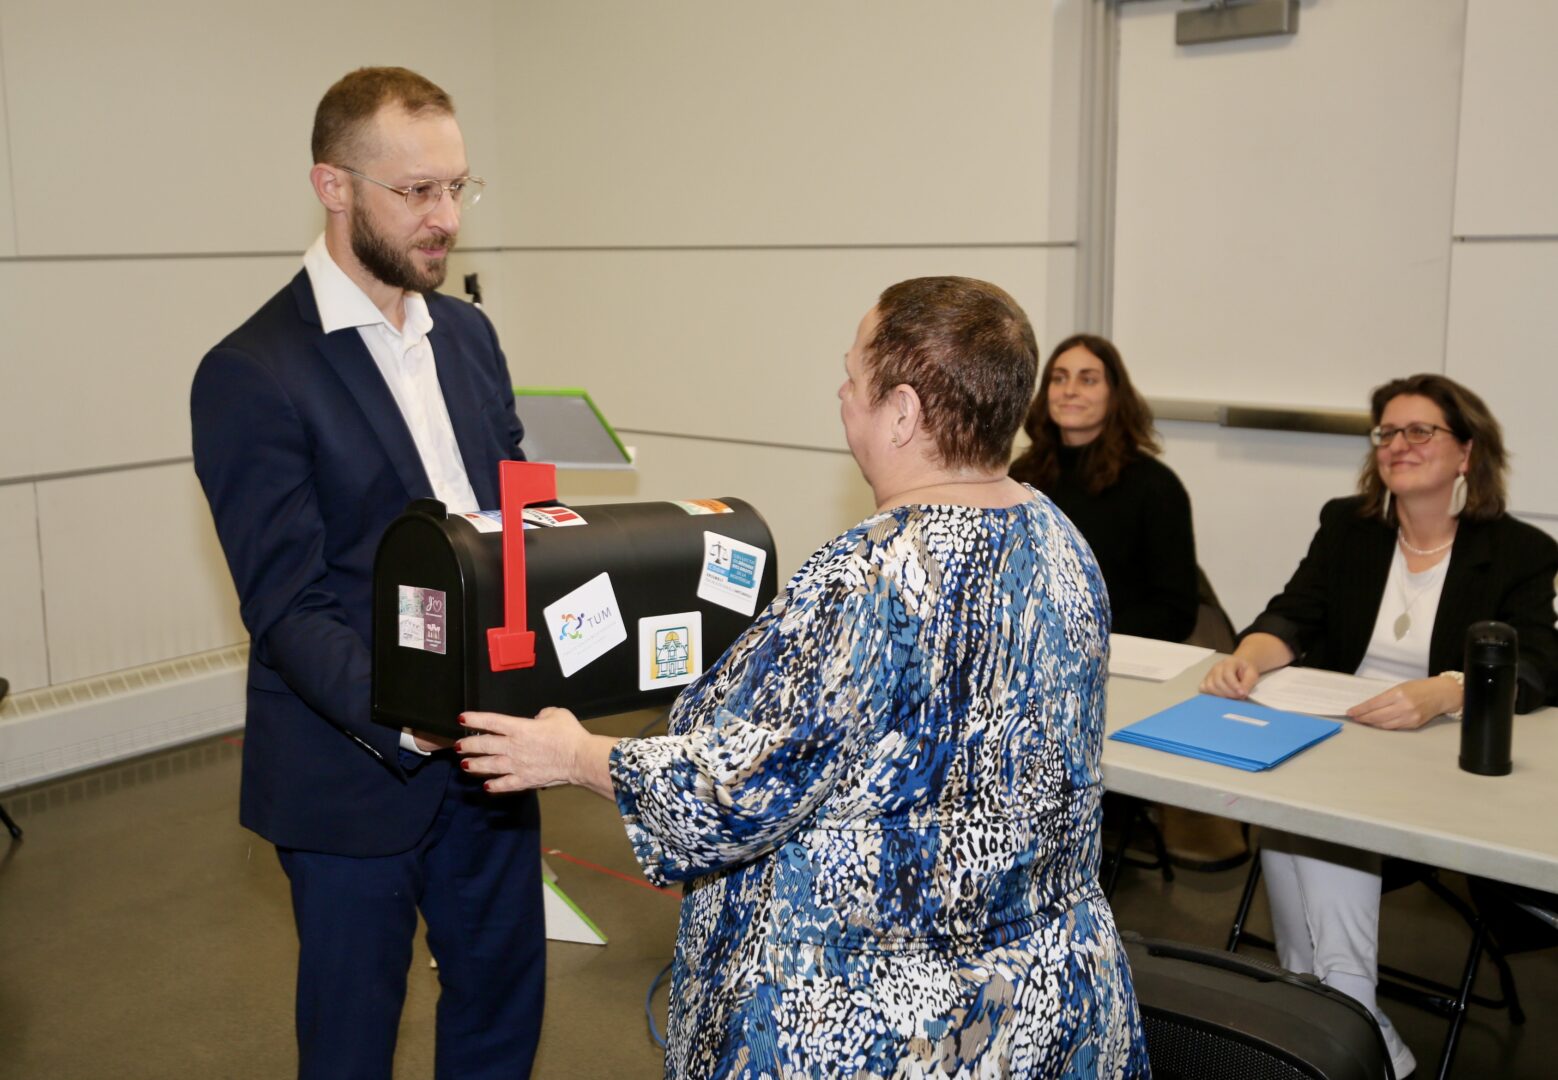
[1341,516,1396,667]
[429,309,498,509]
[1431,520,1492,670]
[292,273,432,501]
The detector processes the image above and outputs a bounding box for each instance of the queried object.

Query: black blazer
[1244,496,1558,713]
[192,270,529,855]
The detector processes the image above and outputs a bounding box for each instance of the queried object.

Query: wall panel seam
[1438,0,1472,377]
[0,241,1077,264]
[32,482,52,685]
[617,428,850,457]
[1452,235,1558,245]
[2,457,193,489]
[0,12,18,250]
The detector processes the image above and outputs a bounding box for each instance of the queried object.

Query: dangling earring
[1381,489,1392,523]
[1449,474,1468,517]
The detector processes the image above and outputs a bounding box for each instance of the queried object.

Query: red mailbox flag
[486,459,558,671]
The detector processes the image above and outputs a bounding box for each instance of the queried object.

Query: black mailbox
[371,473,779,739]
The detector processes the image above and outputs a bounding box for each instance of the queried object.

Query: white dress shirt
[303,235,475,753]
[302,234,480,514]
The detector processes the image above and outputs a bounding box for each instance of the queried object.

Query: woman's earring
[1449,474,1468,517]
[1381,489,1392,523]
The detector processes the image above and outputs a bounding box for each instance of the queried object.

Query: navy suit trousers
[277,765,544,1080]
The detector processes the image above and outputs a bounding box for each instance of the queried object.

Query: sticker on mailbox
[638,612,703,691]
[458,510,505,533]
[673,499,732,515]
[398,586,448,655]
[524,506,587,528]
[543,572,627,677]
[697,532,766,616]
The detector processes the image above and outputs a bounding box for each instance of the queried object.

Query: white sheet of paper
[1248,667,1397,717]
[1108,635,1215,682]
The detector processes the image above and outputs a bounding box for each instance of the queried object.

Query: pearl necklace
[1398,529,1456,557]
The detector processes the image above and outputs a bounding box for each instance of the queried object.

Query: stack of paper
[1108,634,1214,682]
[1248,667,1396,717]
[1110,694,1343,771]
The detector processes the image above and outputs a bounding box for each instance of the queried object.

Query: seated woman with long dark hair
[1011,334,1244,870]
[1009,333,1198,642]
[1202,374,1558,1079]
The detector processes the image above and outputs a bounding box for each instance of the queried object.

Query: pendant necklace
[1392,544,1447,641]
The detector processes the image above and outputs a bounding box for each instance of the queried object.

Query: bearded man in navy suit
[192,67,542,1079]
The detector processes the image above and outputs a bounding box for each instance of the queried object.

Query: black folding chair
[1227,853,1523,1080]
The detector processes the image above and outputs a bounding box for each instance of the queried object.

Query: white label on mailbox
[397,585,448,654]
[638,612,703,691]
[543,572,627,677]
[458,510,505,533]
[697,531,766,616]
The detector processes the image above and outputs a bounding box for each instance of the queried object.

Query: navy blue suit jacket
[192,269,527,856]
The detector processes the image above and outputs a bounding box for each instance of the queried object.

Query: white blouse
[1355,544,1448,684]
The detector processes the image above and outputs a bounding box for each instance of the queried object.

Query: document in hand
[1110,694,1344,771]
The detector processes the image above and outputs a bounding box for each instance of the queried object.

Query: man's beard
[350,203,454,294]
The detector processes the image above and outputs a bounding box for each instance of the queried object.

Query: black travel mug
[1459,620,1517,776]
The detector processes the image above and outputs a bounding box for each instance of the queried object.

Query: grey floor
[1,712,1553,1079]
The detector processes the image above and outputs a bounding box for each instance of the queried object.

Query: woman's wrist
[1438,670,1465,720]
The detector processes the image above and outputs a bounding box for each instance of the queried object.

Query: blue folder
[1110,694,1343,771]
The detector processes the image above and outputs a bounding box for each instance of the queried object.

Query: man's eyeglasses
[336,166,485,215]
[1369,423,1454,447]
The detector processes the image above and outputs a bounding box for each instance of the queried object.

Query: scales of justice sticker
[638,612,703,691]
[697,531,767,616]
[398,586,448,654]
[543,572,628,677]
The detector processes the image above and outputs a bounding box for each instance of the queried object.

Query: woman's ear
[890,383,922,447]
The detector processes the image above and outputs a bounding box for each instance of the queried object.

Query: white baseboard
[0,645,248,793]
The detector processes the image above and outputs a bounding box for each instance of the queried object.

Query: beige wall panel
[554,434,875,581]
[1145,421,1367,631]
[0,44,16,256]
[496,0,1056,247]
[0,249,521,484]
[36,464,242,685]
[1453,0,1558,236]
[0,255,297,480]
[493,246,1061,453]
[1444,242,1558,517]
[0,484,48,691]
[1113,0,1465,409]
[443,248,508,346]
[0,0,500,255]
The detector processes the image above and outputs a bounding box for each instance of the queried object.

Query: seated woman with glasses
[1201,373,1558,1078]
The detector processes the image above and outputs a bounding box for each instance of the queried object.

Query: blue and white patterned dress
[610,490,1149,1079]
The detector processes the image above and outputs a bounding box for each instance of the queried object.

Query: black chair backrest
[1185,565,1238,652]
[1125,933,1390,1080]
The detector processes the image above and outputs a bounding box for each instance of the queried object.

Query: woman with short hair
[460,277,1149,1078]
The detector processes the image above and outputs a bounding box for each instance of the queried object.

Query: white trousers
[1262,830,1382,987]
[1261,831,1415,1075]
